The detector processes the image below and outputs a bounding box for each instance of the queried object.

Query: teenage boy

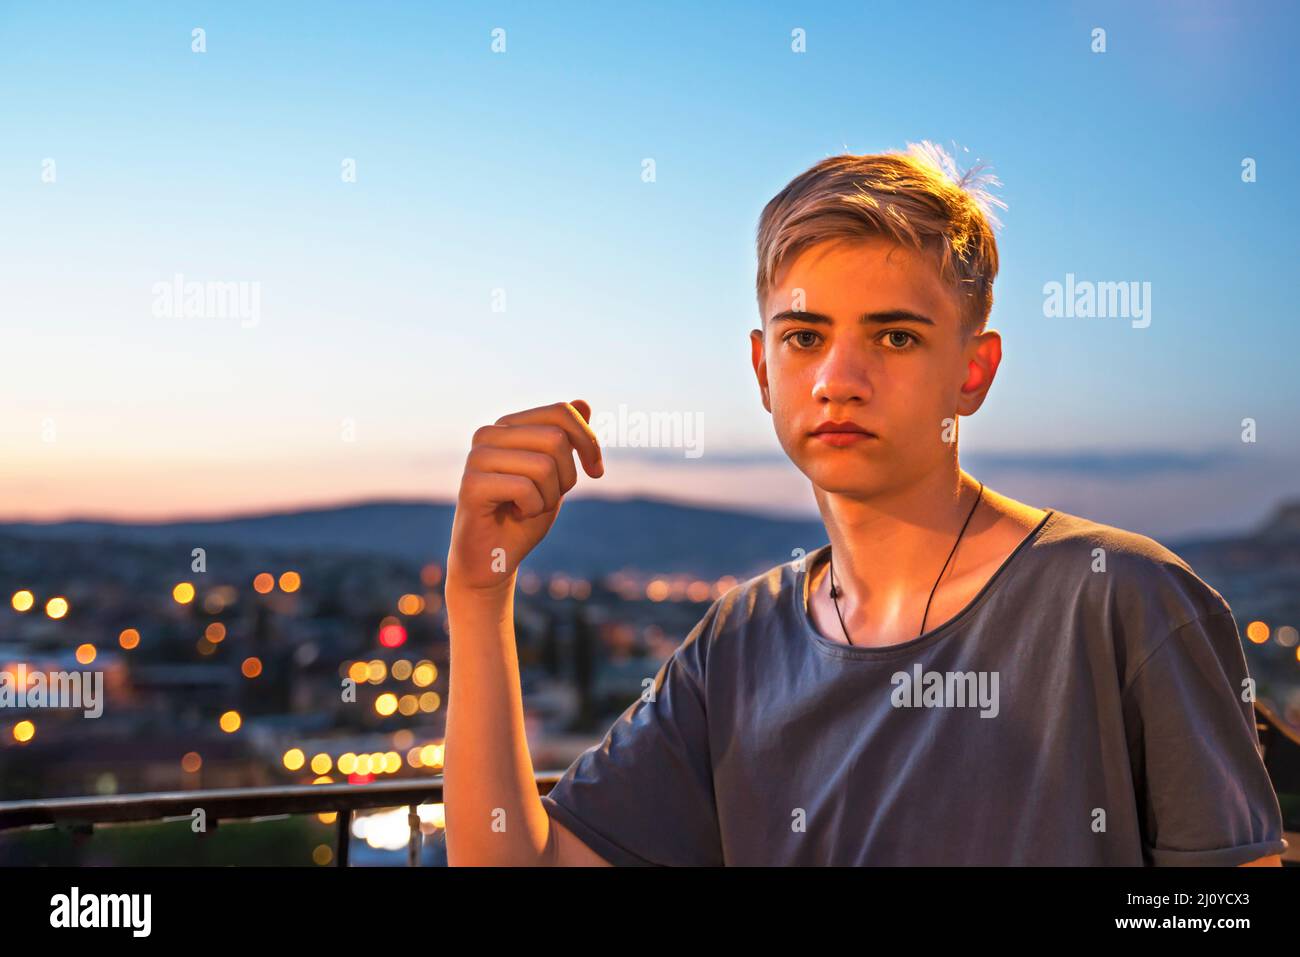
[443,145,1288,866]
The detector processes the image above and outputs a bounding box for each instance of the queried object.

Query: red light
[348,773,374,785]
[379,623,407,647]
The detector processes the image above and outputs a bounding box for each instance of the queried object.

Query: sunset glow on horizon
[2,3,1297,541]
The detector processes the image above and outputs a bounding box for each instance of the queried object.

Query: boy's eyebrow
[767,309,936,327]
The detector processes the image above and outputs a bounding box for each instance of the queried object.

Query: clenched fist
[446,400,604,595]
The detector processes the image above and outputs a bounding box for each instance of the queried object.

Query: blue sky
[2,0,1297,538]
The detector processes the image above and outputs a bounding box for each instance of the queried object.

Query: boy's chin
[798,459,890,497]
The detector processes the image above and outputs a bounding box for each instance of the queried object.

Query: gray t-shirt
[540,507,1289,865]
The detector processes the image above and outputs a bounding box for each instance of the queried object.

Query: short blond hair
[755,142,1004,336]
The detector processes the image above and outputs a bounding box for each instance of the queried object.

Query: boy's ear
[750,328,771,413]
[956,329,1002,415]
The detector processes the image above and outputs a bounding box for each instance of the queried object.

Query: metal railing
[0,772,564,866]
[2,702,1298,866]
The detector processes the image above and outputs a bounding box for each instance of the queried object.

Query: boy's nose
[811,344,873,404]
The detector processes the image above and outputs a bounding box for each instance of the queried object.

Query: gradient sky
[2,0,1298,539]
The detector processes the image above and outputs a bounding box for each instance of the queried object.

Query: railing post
[336,810,351,867]
[407,805,421,866]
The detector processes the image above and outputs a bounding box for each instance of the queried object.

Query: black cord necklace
[827,480,984,646]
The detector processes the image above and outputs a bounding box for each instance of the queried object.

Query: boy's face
[750,236,1000,499]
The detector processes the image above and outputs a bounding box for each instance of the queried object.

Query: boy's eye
[882,330,918,350]
[784,330,821,349]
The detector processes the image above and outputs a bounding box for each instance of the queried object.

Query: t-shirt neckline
[795,508,1059,660]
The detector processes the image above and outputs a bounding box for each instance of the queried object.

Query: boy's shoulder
[1018,509,1240,684]
[675,545,822,659]
[1034,507,1231,618]
[712,544,824,621]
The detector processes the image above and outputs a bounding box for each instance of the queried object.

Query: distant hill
[0,497,830,580]
[1173,500,1300,574]
[5,495,1298,580]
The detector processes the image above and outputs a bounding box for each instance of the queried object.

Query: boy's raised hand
[447,400,604,595]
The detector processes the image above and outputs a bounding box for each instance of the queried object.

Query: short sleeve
[540,598,724,866]
[1122,610,1290,866]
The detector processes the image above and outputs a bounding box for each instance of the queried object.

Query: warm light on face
[754,238,978,498]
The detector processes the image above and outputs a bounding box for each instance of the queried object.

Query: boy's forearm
[444,577,554,866]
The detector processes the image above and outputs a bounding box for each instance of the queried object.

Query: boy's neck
[807,465,1041,645]
[813,463,979,586]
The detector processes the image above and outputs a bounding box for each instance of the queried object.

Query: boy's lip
[809,420,875,436]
